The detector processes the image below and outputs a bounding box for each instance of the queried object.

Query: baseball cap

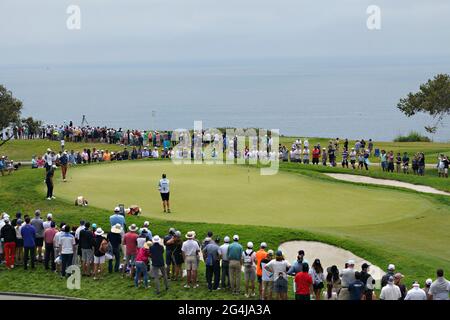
[394,273,404,279]
[224,236,230,243]
[388,264,395,271]
[276,250,283,257]
[143,221,149,227]
[298,250,305,255]
[233,235,239,241]
[260,242,267,248]
[412,282,420,287]
[362,263,370,269]
[267,250,274,256]
[114,207,120,212]
[347,259,355,265]
[388,276,394,283]
[47,213,53,219]
[247,242,254,249]
[35,210,41,216]
[425,278,432,285]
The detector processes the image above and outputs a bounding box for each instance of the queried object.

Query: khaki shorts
[244,266,256,281]
[262,281,273,294]
[185,256,198,271]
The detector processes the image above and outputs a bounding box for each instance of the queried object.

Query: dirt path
[279,240,385,281]
[325,173,450,196]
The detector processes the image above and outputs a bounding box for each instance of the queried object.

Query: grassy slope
[0,163,449,299]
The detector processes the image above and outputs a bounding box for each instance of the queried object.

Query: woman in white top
[309,258,326,300]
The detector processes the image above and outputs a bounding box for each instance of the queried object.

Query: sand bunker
[325,173,450,196]
[278,240,385,281]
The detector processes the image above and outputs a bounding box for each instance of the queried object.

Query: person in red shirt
[294,262,313,300]
[312,146,321,165]
[123,224,139,278]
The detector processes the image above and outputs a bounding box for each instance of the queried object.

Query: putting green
[53,161,435,229]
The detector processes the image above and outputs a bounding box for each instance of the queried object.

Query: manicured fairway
[54,161,435,229]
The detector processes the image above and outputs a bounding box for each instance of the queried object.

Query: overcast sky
[1,0,450,65]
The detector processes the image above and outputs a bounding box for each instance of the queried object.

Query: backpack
[99,239,108,254]
[243,250,254,266]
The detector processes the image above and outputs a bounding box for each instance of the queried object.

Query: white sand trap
[279,241,385,282]
[325,173,450,196]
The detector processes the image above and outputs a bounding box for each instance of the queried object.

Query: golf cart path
[325,173,450,196]
[279,241,385,281]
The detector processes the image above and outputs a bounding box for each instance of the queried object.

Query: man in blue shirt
[227,235,243,295]
[349,271,365,300]
[109,207,125,228]
[21,217,36,270]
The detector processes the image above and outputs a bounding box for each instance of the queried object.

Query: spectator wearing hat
[135,241,152,288]
[255,242,268,299]
[43,213,53,230]
[338,259,356,300]
[110,207,125,228]
[294,262,313,300]
[360,263,376,300]
[428,269,450,300]
[287,250,309,275]
[163,227,176,279]
[309,258,325,300]
[43,221,57,271]
[380,276,402,300]
[45,165,57,200]
[381,264,396,288]
[21,217,36,270]
[166,230,184,281]
[0,216,16,269]
[59,151,69,181]
[58,225,75,277]
[218,236,231,290]
[107,224,123,273]
[150,235,169,294]
[405,282,427,300]
[79,222,94,276]
[93,228,108,280]
[31,210,45,262]
[123,224,139,278]
[261,250,274,300]
[182,231,200,288]
[265,250,291,300]
[227,235,244,295]
[243,242,257,298]
[53,222,66,272]
[423,278,433,296]
[394,273,407,299]
[203,237,221,291]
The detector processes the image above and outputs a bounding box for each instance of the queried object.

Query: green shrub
[394,131,431,142]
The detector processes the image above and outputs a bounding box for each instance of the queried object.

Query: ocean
[2,56,449,141]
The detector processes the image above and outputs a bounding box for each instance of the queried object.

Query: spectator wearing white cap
[394,273,407,299]
[109,207,125,228]
[150,235,169,295]
[182,231,200,288]
[0,216,16,269]
[43,213,53,230]
[243,242,257,298]
[255,242,268,299]
[428,269,450,300]
[338,259,356,300]
[219,236,231,289]
[380,276,402,300]
[405,282,427,300]
[227,235,244,295]
[423,278,433,296]
[381,264,396,288]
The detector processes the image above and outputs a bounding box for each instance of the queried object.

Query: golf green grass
[53,161,434,229]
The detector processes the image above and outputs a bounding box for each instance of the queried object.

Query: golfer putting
[158,173,171,213]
